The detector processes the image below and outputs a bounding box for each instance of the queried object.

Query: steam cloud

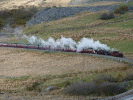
[0,25,113,52]
[23,35,111,52]
[13,27,23,39]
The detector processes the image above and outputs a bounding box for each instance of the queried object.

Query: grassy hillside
[23,10,133,54]
[0,2,133,99]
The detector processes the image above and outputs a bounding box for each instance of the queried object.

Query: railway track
[0,42,133,64]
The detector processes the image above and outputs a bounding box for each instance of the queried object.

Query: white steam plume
[76,37,110,52]
[23,35,112,51]
[0,25,115,51]
[13,27,23,39]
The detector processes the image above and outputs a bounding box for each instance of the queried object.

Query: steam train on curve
[0,42,123,58]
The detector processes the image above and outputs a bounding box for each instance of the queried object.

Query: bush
[64,81,127,96]
[113,5,129,14]
[96,82,126,96]
[55,80,71,88]
[0,18,3,28]
[0,9,10,19]
[0,6,38,25]
[0,10,10,19]
[11,8,35,25]
[93,74,117,83]
[28,6,38,14]
[122,73,133,81]
[52,6,57,8]
[12,9,33,19]
[64,82,96,95]
[100,12,115,20]
[15,19,26,25]
[26,81,41,92]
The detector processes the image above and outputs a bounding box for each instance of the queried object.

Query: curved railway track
[0,42,133,64]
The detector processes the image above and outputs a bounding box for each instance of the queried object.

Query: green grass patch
[107,40,133,53]
[71,73,99,83]
[47,13,100,29]
[5,75,30,82]
[23,12,100,34]
[7,38,29,44]
[26,81,41,92]
[22,9,133,54]
[103,19,133,29]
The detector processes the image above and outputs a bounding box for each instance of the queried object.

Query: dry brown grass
[0,0,123,10]
[0,47,127,77]
[0,0,43,10]
[0,92,104,100]
[51,27,133,42]
[124,53,133,60]
[0,47,131,99]
[0,35,18,42]
[68,1,123,7]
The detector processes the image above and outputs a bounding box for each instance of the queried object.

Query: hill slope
[26,5,121,25]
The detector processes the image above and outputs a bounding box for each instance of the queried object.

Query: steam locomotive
[79,48,123,57]
[0,42,123,58]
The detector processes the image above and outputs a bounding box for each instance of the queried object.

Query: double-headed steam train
[0,42,123,58]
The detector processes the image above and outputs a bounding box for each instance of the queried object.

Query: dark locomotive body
[110,51,123,57]
[95,50,111,55]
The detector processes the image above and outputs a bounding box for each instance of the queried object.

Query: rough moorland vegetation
[0,6,38,28]
[113,4,129,14]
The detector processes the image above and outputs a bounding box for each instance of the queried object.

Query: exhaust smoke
[23,35,112,51]
[0,25,115,52]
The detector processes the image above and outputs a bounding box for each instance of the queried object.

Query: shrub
[0,9,10,19]
[122,73,133,81]
[96,82,126,96]
[26,81,41,92]
[0,6,38,26]
[7,6,38,25]
[64,82,96,95]
[28,6,38,13]
[62,15,66,18]
[52,6,57,8]
[46,6,51,10]
[15,19,26,25]
[0,18,3,28]
[56,80,71,88]
[12,9,33,20]
[93,74,116,84]
[113,5,129,14]
[100,12,115,20]
[11,9,34,25]
[64,81,126,96]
